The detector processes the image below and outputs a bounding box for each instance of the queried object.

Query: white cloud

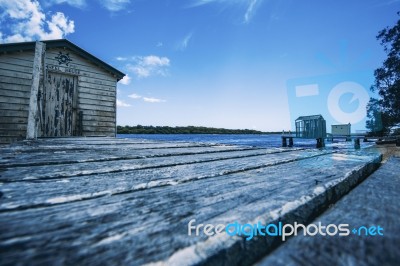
[177,32,193,51]
[128,93,141,99]
[142,55,170,66]
[116,56,128,61]
[45,0,131,12]
[116,99,131,107]
[143,97,166,103]
[244,0,260,23]
[99,0,130,12]
[126,55,171,78]
[156,42,163,47]
[127,93,165,103]
[119,74,131,85]
[189,0,217,7]
[189,0,264,23]
[46,0,86,8]
[0,0,75,43]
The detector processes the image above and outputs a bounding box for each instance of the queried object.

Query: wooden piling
[288,137,293,147]
[316,138,325,148]
[26,41,45,140]
[282,137,287,147]
[354,138,360,149]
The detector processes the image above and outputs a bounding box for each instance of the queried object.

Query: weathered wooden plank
[0,110,28,118]
[82,129,114,135]
[79,86,115,97]
[78,76,116,87]
[82,120,115,128]
[0,145,260,167]
[0,149,381,266]
[0,61,33,74]
[0,96,29,105]
[0,149,333,211]
[0,147,313,182]
[0,52,34,62]
[83,114,115,123]
[0,117,27,124]
[79,91,115,102]
[0,137,21,144]
[78,97,115,107]
[0,87,31,97]
[0,68,32,80]
[0,76,33,86]
[79,103,115,112]
[0,83,31,92]
[0,131,25,137]
[80,109,115,118]
[78,81,116,93]
[25,138,154,146]
[0,128,26,134]
[0,123,27,131]
[0,102,29,111]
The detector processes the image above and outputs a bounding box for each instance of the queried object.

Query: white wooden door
[43,72,76,137]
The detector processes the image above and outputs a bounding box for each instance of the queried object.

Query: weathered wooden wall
[0,51,35,144]
[0,44,118,144]
[45,48,117,137]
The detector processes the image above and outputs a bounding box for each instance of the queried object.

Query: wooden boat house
[295,115,327,139]
[331,123,351,136]
[0,40,125,144]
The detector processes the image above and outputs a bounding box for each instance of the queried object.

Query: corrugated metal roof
[295,114,325,121]
[0,39,125,81]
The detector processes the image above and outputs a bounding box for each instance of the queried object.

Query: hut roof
[0,39,125,81]
[295,114,325,121]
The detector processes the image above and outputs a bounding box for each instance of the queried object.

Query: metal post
[26,41,46,140]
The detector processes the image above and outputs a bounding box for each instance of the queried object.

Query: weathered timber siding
[45,48,117,137]
[0,43,119,144]
[0,52,34,144]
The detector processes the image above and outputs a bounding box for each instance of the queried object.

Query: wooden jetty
[0,138,382,265]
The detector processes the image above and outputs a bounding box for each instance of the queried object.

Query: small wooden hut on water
[331,123,351,136]
[294,114,327,147]
[0,39,125,144]
[295,115,327,139]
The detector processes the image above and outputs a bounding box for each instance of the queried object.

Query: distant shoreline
[117,125,280,135]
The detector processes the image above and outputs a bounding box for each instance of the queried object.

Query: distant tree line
[117,125,276,134]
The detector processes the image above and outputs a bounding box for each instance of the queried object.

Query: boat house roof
[0,39,125,80]
[295,114,325,121]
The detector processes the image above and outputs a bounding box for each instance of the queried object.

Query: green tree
[367,12,400,135]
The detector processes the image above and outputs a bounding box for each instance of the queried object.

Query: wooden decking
[0,138,382,265]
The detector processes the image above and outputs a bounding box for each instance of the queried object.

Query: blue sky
[0,0,399,131]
